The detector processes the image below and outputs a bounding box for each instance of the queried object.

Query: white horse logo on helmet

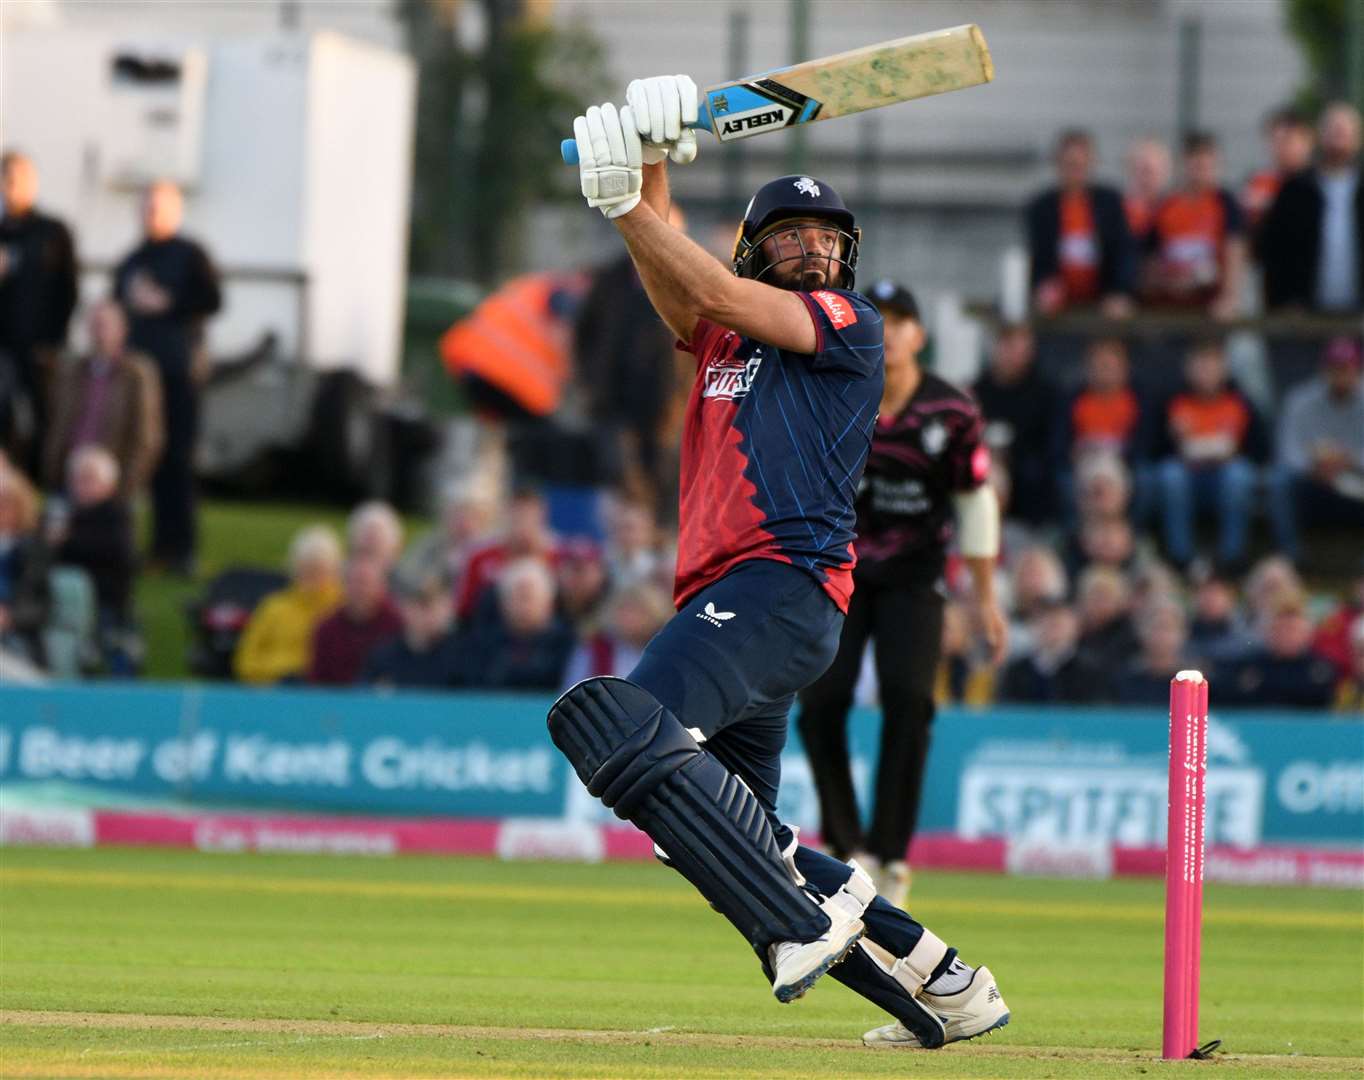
[793,176,821,197]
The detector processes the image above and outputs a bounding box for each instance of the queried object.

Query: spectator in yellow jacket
[233,525,342,684]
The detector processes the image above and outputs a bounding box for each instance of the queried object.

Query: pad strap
[893,928,951,992]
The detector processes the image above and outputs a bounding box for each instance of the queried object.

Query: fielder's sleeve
[793,289,884,375]
[947,395,992,492]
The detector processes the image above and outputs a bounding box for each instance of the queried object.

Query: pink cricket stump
[1163,670,1209,1059]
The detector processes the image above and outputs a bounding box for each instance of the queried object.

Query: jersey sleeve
[793,289,883,375]
[947,396,991,492]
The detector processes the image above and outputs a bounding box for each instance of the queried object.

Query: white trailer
[1,27,416,388]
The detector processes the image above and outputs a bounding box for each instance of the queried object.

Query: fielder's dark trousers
[150,363,199,565]
[797,577,943,865]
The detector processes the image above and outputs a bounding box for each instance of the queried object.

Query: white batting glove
[573,102,643,219]
[626,75,699,165]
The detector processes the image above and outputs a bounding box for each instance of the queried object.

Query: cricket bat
[561,23,993,164]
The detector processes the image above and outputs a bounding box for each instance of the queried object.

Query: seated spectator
[1216,593,1337,708]
[309,553,402,687]
[1187,568,1252,663]
[49,446,137,674]
[233,525,343,685]
[1115,599,1192,705]
[1005,544,1069,659]
[1075,452,1132,522]
[346,500,404,570]
[1259,102,1362,314]
[1313,563,1364,683]
[1075,565,1139,671]
[1333,617,1364,712]
[998,597,1110,704]
[1153,338,1269,570]
[0,460,49,668]
[562,581,671,686]
[1129,559,1183,624]
[1026,129,1136,317]
[459,557,575,691]
[1066,453,1139,570]
[973,323,1057,525]
[361,567,462,690]
[1142,132,1247,318]
[1243,555,1306,633]
[456,486,561,619]
[43,299,163,497]
[1055,339,1144,521]
[605,498,664,590]
[1268,337,1364,560]
[557,539,609,625]
[1242,106,1315,234]
[1076,514,1136,576]
[398,477,498,592]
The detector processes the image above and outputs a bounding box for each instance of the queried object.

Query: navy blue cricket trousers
[627,557,931,961]
[627,558,843,852]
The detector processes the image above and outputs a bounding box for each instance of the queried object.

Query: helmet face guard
[732,217,861,290]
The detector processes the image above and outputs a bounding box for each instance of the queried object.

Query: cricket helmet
[732,174,861,288]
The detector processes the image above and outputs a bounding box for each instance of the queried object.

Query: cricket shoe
[862,966,1009,1048]
[769,864,875,1003]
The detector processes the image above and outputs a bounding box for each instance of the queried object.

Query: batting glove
[626,75,699,165]
[573,102,643,219]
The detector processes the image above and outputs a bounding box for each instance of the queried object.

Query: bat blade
[707,23,993,141]
[560,23,993,164]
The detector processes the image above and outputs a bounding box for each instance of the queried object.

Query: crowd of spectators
[983,101,1364,712]
[1,102,1361,713]
[218,488,673,694]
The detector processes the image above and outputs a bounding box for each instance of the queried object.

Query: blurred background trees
[400,0,608,286]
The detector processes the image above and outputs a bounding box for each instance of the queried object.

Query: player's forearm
[640,161,671,219]
[963,556,997,605]
[614,202,732,339]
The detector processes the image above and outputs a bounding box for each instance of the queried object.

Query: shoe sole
[862,1010,1011,1050]
[773,922,865,1004]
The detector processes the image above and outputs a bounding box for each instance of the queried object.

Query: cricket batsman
[547,75,1009,1048]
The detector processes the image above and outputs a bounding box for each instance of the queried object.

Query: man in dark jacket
[972,322,1057,525]
[1259,103,1363,395]
[1259,102,1363,313]
[0,152,78,474]
[113,181,221,574]
[1026,130,1137,317]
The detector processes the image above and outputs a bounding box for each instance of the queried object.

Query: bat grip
[561,108,712,164]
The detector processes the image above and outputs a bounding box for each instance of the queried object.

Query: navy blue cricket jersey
[674,288,884,612]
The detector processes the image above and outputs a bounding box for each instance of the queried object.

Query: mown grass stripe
[2,867,1358,930]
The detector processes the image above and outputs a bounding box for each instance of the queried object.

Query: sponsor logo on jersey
[702,348,764,400]
[794,176,821,197]
[922,419,948,457]
[811,290,858,329]
[715,104,793,141]
[697,601,737,627]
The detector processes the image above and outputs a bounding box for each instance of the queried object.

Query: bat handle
[560,106,712,164]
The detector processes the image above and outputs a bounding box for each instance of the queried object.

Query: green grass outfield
[1,848,1360,1079]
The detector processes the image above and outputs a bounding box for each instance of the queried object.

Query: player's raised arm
[573,82,819,354]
